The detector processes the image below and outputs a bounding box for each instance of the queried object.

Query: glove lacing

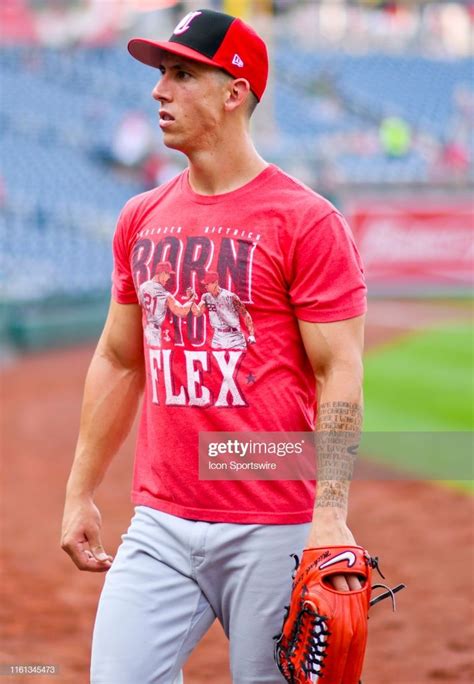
[275,552,406,682]
[366,554,406,611]
[274,584,331,682]
[299,601,331,679]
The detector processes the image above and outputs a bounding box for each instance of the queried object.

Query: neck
[186,125,268,196]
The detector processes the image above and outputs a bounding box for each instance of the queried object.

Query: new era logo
[232,54,244,68]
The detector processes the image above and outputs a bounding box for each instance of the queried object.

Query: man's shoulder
[220,288,238,300]
[139,279,156,294]
[266,165,337,219]
[151,282,169,296]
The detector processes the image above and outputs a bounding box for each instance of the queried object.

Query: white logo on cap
[232,54,244,68]
[173,11,202,35]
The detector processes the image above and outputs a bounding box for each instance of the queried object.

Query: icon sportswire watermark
[199,432,317,480]
[198,431,474,481]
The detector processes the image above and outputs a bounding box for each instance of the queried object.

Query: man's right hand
[61,495,113,572]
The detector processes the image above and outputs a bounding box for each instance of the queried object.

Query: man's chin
[161,133,187,154]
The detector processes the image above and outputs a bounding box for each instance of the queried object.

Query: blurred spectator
[111,111,154,167]
[366,1,399,14]
[0,0,38,44]
[452,84,474,145]
[379,116,412,159]
[273,0,293,15]
[440,139,470,175]
[141,153,183,189]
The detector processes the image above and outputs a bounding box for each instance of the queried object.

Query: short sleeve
[289,211,367,322]
[111,206,139,305]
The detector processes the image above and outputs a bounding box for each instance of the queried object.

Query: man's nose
[152,76,171,103]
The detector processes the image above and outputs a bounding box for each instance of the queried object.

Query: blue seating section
[272,49,473,184]
[1,46,472,301]
[0,47,151,301]
[275,49,473,133]
[0,211,114,301]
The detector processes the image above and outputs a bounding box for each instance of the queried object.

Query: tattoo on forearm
[315,402,363,509]
[317,401,362,431]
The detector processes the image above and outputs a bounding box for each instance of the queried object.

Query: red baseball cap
[201,271,219,285]
[128,8,268,101]
[155,261,175,275]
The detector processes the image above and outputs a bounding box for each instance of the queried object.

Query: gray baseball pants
[90,505,310,683]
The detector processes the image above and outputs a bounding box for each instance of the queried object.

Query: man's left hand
[306,509,362,591]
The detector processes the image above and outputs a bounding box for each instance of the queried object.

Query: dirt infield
[1,300,473,683]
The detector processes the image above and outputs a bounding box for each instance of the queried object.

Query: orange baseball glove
[274,546,404,684]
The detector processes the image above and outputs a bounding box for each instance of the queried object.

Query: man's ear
[224,78,252,113]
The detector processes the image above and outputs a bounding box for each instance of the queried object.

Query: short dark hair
[247,92,259,118]
[218,70,259,118]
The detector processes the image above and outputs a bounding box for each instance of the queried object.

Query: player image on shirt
[190,271,256,350]
[138,261,195,346]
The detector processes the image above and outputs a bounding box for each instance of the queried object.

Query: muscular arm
[167,294,194,318]
[234,298,255,336]
[61,300,145,571]
[298,314,365,589]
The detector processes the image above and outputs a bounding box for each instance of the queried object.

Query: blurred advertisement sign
[350,204,474,290]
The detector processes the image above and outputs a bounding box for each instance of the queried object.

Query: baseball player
[190,271,255,349]
[139,261,195,346]
[61,9,367,684]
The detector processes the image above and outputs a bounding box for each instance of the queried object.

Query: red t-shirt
[112,164,366,524]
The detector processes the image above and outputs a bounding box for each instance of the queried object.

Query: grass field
[362,323,473,489]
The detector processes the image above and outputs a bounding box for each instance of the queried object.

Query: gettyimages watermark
[198,431,474,481]
[200,432,317,480]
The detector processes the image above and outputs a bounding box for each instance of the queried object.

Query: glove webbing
[274,599,330,683]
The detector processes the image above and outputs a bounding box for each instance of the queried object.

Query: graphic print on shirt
[138,260,194,347]
[133,231,257,350]
[132,229,258,408]
[191,271,255,351]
